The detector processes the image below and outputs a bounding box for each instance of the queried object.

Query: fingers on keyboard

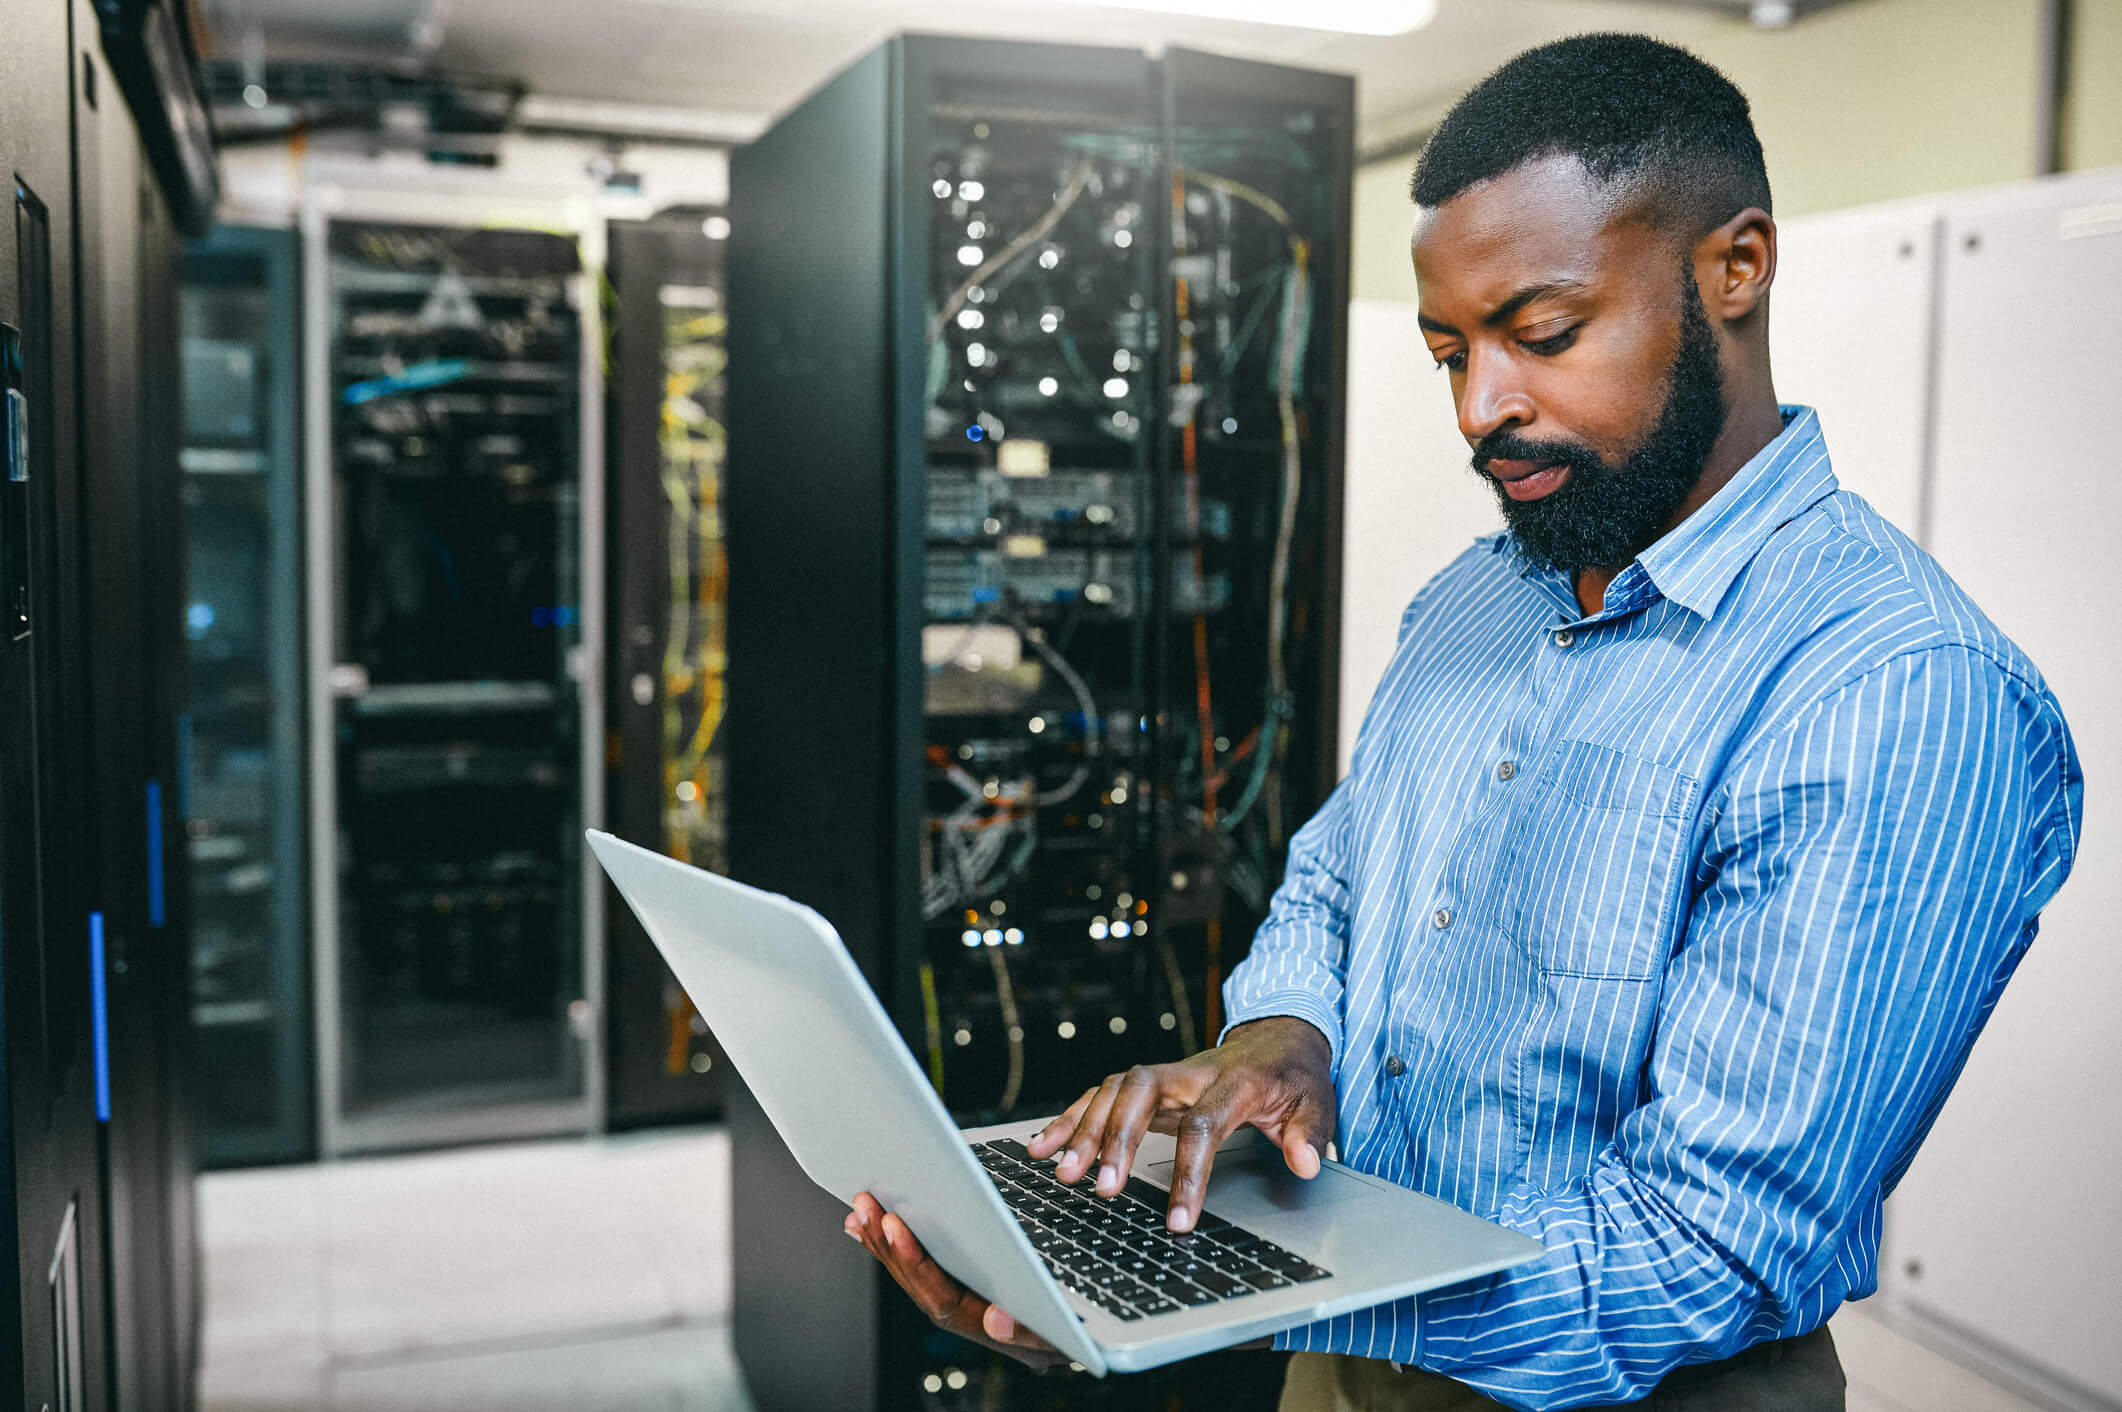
[975,1139,1334,1320]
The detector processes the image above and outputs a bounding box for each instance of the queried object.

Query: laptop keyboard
[974,1138,1332,1322]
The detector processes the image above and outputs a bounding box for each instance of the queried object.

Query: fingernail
[1098,1164,1118,1192]
[852,1207,868,1229]
[1167,1206,1194,1232]
[845,1228,863,1243]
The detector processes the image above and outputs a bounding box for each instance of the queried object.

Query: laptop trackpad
[1146,1147,1368,1214]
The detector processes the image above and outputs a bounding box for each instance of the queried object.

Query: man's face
[1412,154,1729,574]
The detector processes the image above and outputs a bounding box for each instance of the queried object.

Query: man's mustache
[1471,433,1605,479]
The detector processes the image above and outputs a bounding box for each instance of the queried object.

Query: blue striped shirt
[1223,407,2082,1410]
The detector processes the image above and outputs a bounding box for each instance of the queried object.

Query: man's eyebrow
[1483,280,1589,326]
[1416,280,1590,338]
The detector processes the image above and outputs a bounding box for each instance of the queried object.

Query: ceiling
[194,0,1838,155]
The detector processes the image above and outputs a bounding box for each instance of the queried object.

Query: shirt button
[1496,759,1516,782]
[1384,1054,1406,1077]
[1433,907,1452,930]
[1552,628,1575,647]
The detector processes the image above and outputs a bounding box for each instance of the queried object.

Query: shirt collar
[1637,405,1836,619]
[1492,405,1838,623]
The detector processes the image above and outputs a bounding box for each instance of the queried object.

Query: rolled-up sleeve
[1272,645,2082,1410]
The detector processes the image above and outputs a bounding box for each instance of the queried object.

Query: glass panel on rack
[182,231,310,1163]
[1160,82,1341,1047]
[656,279,728,875]
[917,75,1163,1123]
[326,221,587,1119]
[180,257,279,1123]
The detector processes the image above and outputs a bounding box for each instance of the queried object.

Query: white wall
[1336,300,1496,772]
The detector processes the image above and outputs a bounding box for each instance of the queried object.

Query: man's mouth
[1484,458,1570,502]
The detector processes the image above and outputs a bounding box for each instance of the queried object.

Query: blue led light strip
[89,913,110,1123]
[145,779,164,928]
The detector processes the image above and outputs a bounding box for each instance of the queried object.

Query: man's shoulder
[1391,531,1521,629]
[1744,486,2048,696]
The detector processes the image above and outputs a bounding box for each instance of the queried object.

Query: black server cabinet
[313,218,602,1153]
[726,35,1349,1411]
[0,0,111,1403]
[604,210,732,1128]
[73,4,204,1403]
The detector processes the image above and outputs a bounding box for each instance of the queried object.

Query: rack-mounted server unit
[726,34,1350,1411]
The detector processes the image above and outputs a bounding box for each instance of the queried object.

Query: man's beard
[1472,269,1727,575]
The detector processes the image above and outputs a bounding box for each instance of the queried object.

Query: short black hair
[1410,33,1771,239]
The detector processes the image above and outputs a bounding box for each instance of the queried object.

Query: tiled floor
[197,1127,2058,1411]
[195,1128,754,1411]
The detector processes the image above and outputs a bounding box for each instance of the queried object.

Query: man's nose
[1457,349,1535,445]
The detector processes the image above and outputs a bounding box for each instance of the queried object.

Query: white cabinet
[1768,197,1941,536]
[1877,168,2122,1405]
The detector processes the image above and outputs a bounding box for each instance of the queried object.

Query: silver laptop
[587,829,1543,1376]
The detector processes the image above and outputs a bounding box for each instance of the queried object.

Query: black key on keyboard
[1188,1267,1250,1296]
[1252,1246,1321,1275]
[1110,1275,1161,1306]
[976,1139,1336,1314]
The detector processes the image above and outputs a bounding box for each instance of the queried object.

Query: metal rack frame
[301,181,608,1156]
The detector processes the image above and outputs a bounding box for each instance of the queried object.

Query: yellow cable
[918,961,946,1097]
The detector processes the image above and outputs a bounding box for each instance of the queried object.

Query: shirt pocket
[1500,739,1700,980]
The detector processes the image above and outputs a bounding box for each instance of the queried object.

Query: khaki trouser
[1279,1325,1845,1411]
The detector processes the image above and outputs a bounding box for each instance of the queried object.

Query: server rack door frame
[603,210,730,1129]
[70,9,200,1405]
[1160,46,1352,818]
[300,184,609,1156]
[725,42,902,1412]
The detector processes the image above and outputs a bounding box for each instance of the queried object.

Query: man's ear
[1697,207,1776,324]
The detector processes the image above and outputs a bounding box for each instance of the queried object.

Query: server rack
[2,4,111,1404]
[605,208,733,1129]
[725,35,1350,1411]
[1,0,207,1403]
[178,225,311,1167]
[304,193,607,1155]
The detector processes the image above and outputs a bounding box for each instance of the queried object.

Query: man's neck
[1570,394,1786,617]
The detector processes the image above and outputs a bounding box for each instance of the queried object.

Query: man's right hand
[1024,1015,1336,1233]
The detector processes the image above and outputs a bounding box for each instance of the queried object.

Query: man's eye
[1432,350,1466,373]
[1521,326,1579,356]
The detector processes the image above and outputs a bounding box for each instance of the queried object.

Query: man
[847,33,2082,1411]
